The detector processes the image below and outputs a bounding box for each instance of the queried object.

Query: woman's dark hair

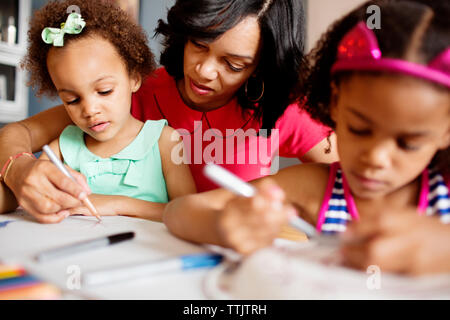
[22,0,155,97]
[301,0,449,173]
[155,0,306,133]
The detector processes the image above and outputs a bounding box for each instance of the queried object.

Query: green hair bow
[41,13,86,47]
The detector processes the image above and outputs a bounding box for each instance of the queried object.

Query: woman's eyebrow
[225,52,255,61]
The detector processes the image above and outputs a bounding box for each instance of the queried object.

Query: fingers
[11,159,91,221]
[29,210,70,224]
[18,188,61,216]
[67,206,91,217]
[258,179,286,203]
[46,166,88,201]
[36,176,82,210]
[68,167,92,195]
[343,208,418,242]
[341,210,422,273]
[218,179,291,255]
[341,234,413,274]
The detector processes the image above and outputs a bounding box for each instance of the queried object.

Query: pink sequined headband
[331,21,450,89]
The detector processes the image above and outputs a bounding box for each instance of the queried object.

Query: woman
[0,0,337,222]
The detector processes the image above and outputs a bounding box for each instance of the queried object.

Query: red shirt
[132,68,330,192]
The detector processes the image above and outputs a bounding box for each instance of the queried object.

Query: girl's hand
[341,209,450,276]
[66,194,120,217]
[216,179,293,255]
[6,157,91,223]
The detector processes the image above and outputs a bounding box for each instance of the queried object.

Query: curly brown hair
[21,0,155,97]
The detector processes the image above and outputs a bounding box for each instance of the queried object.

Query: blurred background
[0,0,364,166]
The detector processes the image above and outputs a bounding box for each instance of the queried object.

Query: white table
[0,210,215,300]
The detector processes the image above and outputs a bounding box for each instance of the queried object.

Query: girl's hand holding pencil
[42,145,101,222]
[216,178,294,255]
[5,152,92,224]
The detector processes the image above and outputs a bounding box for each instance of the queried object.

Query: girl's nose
[81,98,101,118]
[195,57,219,81]
[360,139,393,169]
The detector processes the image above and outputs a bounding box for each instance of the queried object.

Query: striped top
[316,162,450,234]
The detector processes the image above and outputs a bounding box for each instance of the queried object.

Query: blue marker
[82,253,223,287]
[0,220,13,228]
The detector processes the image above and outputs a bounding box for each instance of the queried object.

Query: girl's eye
[225,60,245,72]
[348,125,371,136]
[398,139,420,151]
[98,90,112,96]
[67,98,80,105]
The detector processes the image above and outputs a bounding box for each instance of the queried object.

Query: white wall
[307,0,366,52]
[140,0,175,64]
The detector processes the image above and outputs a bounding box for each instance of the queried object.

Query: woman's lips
[89,122,110,133]
[189,79,213,96]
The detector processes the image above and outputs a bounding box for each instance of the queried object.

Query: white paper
[203,241,450,299]
[0,210,210,299]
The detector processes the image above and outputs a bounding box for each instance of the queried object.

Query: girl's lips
[189,79,213,96]
[89,122,110,133]
[351,172,386,191]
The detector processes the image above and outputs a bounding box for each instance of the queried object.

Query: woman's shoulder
[274,101,331,158]
[276,100,326,128]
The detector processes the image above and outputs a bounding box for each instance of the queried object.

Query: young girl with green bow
[18,1,196,223]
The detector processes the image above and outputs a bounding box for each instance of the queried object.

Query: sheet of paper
[203,242,450,299]
[0,210,210,299]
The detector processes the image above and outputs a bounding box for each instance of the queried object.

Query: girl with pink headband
[163,0,450,275]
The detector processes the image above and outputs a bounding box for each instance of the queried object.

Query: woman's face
[178,16,262,111]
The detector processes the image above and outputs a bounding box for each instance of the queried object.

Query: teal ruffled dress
[59,120,169,203]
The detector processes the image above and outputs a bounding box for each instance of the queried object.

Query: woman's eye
[348,126,371,136]
[191,40,207,49]
[225,60,245,72]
